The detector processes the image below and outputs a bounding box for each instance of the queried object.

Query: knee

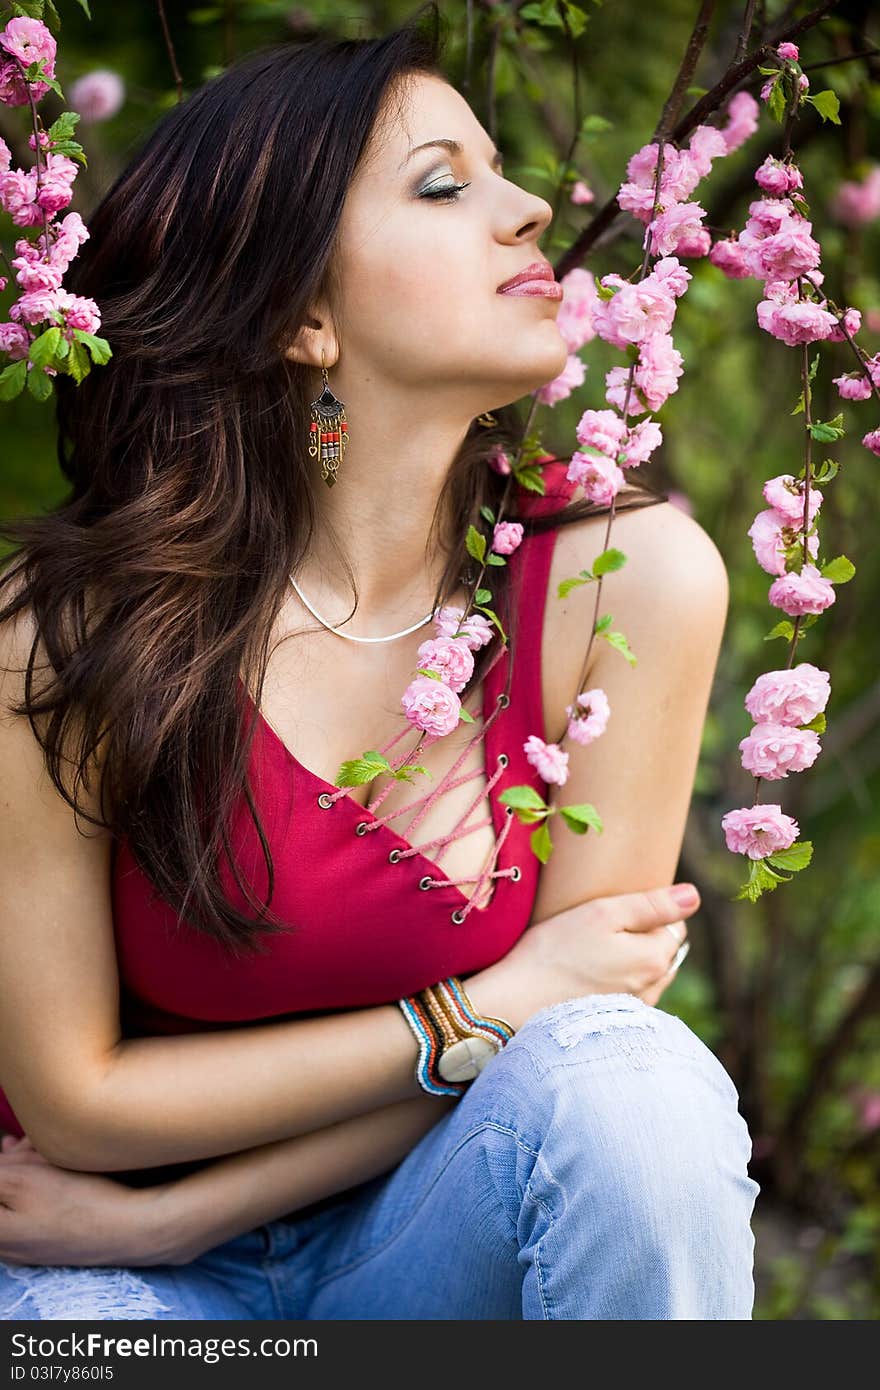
[492,993,759,1219]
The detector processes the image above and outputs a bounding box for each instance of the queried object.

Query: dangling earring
[308,348,350,488]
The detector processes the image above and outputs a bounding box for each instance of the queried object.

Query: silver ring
[666,940,691,975]
[664,922,685,945]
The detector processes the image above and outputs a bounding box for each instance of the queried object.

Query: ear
[283,299,340,370]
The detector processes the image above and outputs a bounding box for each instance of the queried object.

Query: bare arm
[0,603,525,1175]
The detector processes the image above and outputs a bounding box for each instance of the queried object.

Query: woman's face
[327,72,569,412]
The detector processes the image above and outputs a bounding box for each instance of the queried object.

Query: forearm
[143,1093,459,1266]
[39,956,523,1175]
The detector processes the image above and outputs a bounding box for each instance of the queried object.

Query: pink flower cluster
[721,803,800,859]
[402,606,494,736]
[533,268,597,406]
[0,18,102,377]
[829,164,880,228]
[748,473,822,580]
[738,662,829,783]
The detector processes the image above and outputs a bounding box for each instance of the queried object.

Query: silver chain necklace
[288,573,437,644]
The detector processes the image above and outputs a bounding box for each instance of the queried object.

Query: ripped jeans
[1,994,760,1321]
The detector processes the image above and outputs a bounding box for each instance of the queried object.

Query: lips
[497,260,562,298]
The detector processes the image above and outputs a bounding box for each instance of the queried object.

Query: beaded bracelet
[398,976,516,1098]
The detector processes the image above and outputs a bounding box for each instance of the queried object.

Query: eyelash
[419,180,472,202]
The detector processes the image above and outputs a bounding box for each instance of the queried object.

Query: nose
[501,186,554,245]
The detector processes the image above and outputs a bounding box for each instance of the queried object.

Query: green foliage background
[1,0,878,1318]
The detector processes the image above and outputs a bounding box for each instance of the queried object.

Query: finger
[655,939,691,983]
[602,885,701,934]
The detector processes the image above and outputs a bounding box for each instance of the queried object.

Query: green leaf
[790,194,811,218]
[767,839,813,872]
[808,89,841,124]
[530,819,554,863]
[335,751,392,787]
[465,525,487,564]
[809,415,846,443]
[72,329,112,365]
[594,282,616,302]
[0,360,28,401]
[66,340,91,385]
[48,112,81,144]
[558,574,591,598]
[764,620,795,642]
[732,857,789,902]
[414,667,442,680]
[559,803,604,835]
[768,81,786,124]
[474,587,492,605]
[514,464,546,495]
[791,352,820,413]
[580,113,613,136]
[595,613,613,634]
[28,326,62,368]
[811,458,839,485]
[25,366,53,402]
[820,555,855,584]
[73,0,92,16]
[486,553,507,566]
[592,547,627,577]
[800,713,826,734]
[498,784,549,818]
[479,505,496,525]
[393,763,432,783]
[458,706,475,724]
[600,627,637,666]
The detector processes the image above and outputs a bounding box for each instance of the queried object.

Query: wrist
[461,955,534,1035]
[133,1181,202,1267]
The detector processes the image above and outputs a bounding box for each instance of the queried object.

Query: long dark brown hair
[0,3,665,954]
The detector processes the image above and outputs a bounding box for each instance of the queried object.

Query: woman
[0,11,759,1319]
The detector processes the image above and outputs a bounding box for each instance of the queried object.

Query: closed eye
[419,180,472,202]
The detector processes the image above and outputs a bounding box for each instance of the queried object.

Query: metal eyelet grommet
[355,821,370,836]
[510,865,522,882]
[418,875,434,891]
[317,792,335,809]
[505,805,514,816]
[450,908,467,924]
[498,752,509,768]
[388,848,402,863]
[496,692,510,708]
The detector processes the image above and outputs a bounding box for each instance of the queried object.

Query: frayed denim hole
[1,1263,174,1321]
[512,993,670,1080]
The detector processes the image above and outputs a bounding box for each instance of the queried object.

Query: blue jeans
[1,994,760,1320]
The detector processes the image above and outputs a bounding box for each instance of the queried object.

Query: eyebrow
[404,138,504,171]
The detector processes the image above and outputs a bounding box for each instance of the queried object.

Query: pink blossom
[606,332,684,414]
[570,179,594,205]
[797,73,810,94]
[739,722,821,779]
[0,135,9,173]
[10,250,63,293]
[56,289,101,334]
[487,444,511,475]
[754,156,804,196]
[622,419,663,466]
[863,428,880,457]
[401,674,461,736]
[0,168,40,226]
[648,202,707,258]
[433,605,494,650]
[744,664,831,726]
[533,352,587,407]
[833,371,873,401]
[648,256,692,298]
[709,237,752,279]
[492,521,524,555]
[69,69,125,123]
[756,297,837,346]
[566,688,610,746]
[720,90,760,153]
[524,734,569,786]
[575,407,627,459]
[747,508,818,576]
[829,166,880,227]
[777,42,799,61]
[744,197,796,238]
[0,17,55,105]
[856,1091,880,1132]
[617,143,702,222]
[591,276,677,349]
[556,267,597,352]
[415,636,475,694]
[826,306,862,342]
[666,489,694,516]
[43,210,89,272]
[8,287,62,326]
[768,564,836,616]
[721,803,800,859]
[763,474,822,526]
[673,227,712,258]
[567,451,627,506]
[746,220,822,282]
[686,124,729,178]
[0,321,31,359]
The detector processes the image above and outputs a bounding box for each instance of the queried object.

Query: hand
[0,1134,169,1268]
[473,885,700,1030]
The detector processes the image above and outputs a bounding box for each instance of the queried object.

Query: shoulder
[542,498,729,741]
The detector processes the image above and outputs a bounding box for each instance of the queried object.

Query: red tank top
[0,464,577,1137]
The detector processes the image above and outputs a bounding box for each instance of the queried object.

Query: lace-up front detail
[313,641,520,924]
